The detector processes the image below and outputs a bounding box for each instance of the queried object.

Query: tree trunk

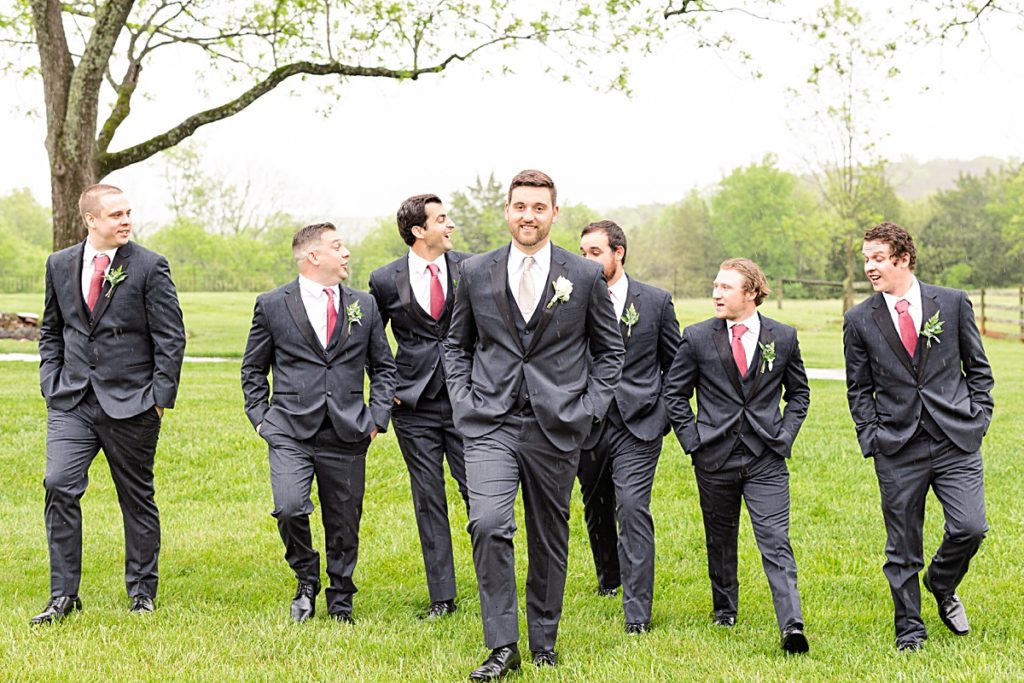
[842,235,856,313]
[49,143,97,250]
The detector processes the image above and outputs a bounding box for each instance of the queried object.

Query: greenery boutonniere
[758,341,776,374]
[104,265,127,298]
[546,276,573,309]
[621,303,639,338]
[345,300,363,332]
[921,311,944,348]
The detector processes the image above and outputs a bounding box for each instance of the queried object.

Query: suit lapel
[747,315,774,397]
[285,280,324,354]
[714,319,745,398]
[524,249,568,357]
[870,293,915,377]
[917,286,939,380]
[326,287,354,361]
[620,278,641,346]
[71,242,89,327]
[396,260,436,329]
[489,247,524,354]
[89,242,131,330]
[440,253,462,323]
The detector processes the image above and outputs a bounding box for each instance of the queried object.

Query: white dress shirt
[507,240,551,314]
[81,241,118,302]
[882,276,923,335]
[298,274,339,348]
[607,274,629,321]
[407,250,448,315]
[727,312,761,373]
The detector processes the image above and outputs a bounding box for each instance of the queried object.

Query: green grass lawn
[1,293,1022,680]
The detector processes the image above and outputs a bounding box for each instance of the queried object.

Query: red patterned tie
[87,254,110,312]
[895,299,917,357]
[731,323,748,377]
[427,264,444,320]
[324,288,337,344]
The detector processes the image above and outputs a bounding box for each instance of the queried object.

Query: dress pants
[464,406,578,652]
[694,442,803,631]
[44,387,163,599]
[263,418,368,615]
[391,391,468,603]
[872,430,987,643]
[578,413,662,624]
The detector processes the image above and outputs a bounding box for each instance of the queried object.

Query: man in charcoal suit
[242,222,396,623]
[664,258,810,654]
[369,194,471,619]
[576,220,680,633]
[444,170,624,679]
[33,184,186,624]
[844,221,993,652]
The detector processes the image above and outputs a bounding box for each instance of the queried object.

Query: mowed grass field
[0,292,1022,681]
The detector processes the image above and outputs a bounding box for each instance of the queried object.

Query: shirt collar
[509,239,551,272]
[298,274,337,299]
[408,249,446,277]
[83,240,118,265]
[727,311,760,335]
[608,273,629,303]
[882,276,921,311]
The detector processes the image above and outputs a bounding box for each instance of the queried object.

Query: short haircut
[581,219,628,265]
[79,184,124,222]
[292,222,337,262]
[720,258,771,306]
[864,221,917,271]
[396,194,442,247]
[507,169,557,206]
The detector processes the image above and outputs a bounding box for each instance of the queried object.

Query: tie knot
[94,254,110,268]
[895,299,909,314]
[522,256,535,272]
[427,263,439,277]
[731,323,747,340]
[323,287,335,303]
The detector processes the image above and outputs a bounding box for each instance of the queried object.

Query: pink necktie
[731,323,748,377]
[895,299,917,357]
[87,254,110,312]
[324,288,337,344]
[427,264,444,320]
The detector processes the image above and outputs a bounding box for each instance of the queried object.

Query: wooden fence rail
[971,287,1024,342]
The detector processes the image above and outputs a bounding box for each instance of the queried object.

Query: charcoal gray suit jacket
[39,240,185,418]
[843,284,994,457]
[241,280,397,441]
[664,313,810,472]
[443,243,625,452]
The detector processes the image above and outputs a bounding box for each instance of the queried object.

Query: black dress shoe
[625,622,650,635]
[923,572,969,635]
[29,596,82,625]
[130,595,155,614]
[711,613,736,627]
[531,650,558,667]
[897,638,924,653]
[426,599,458,619]
[469,645,521,681]
[290,581,319,623]
[329,611,354,624]
[780,626,809,654]
[596,586,619,598]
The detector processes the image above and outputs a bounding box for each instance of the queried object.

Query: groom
[445,169,624,679]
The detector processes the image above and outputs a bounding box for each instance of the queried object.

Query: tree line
[2,158,1021,298]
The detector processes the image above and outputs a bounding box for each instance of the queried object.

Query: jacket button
[89,365,96,370]
[326,391,333,397]
[88,335,95,341]
[731,429,738,436]
[326,365,331,371]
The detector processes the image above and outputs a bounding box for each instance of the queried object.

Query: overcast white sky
[1,4,1022,234]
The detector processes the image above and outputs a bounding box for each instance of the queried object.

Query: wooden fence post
[777,278,784,309]
[980,288,986,336]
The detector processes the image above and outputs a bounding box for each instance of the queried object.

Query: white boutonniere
[921,311,944,348]
[104,265,127,298]
[758,341,776,374]
[345,300,363,332]
[621,303,639,338]
[546,276,573,309]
